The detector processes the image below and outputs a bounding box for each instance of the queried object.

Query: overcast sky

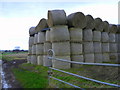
[0,0,119,50]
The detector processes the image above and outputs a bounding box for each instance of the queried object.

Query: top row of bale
[29,9,120,36]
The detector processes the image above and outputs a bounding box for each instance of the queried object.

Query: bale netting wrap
[71,55,84,68]
[94,18,104,31]
[85,15,95,29]
[35,18,48,33]
[101,32,109,42]
[44,42,52,55]
[43,55,52,67]
[109,24,117,33]
[102,53,110,62]
[52,41,70,56]
[28,46,32,54]
[29,27,36,36]
[47,10,67,27]
[46,30,51,42]
[50,25,70,42]
[37,31,45,44]
[109,43,117,53]
[36,43,44,55]
[109,33,116,43]
[83,42,94,53]
[102,43,109,53]
[93,42,101,53]
[37,55,43,65]
[109,53,118,63]
[93,31,101,42]
[29,36,34,47]
[94,53,102,63]
[31,55,37,65]
[83,29,93,41]
[67,12,86,28]
[70,43,83,55]
[84,54,94,63]
[69,28,83,42]
[103,21,109,32]
[32,45,36,55]
[34,34,38,44]
[52,56,71,69]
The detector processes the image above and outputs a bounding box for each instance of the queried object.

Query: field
[1,52,120,89]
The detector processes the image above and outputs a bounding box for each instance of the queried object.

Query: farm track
[2,59,27,89]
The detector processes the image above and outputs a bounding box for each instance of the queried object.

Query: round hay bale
[50,25,70,42]
[109,43,117,53]
[117,25,120,33]
[101,32,109,42]
[109,24,117,33]
[102,53,110,62]
[31,55,37,65]
[115,34,119,43]
[83,29,93,41]
[28,46,32,54]
[36,44,44,55]
[47,10,67,27]
[102,43,109,53]
[94,53,102,63]
[67,12,86,28]
[43,55,52,67]
[52,56,71,69]
[109,33,116,43]
[37,55,43,65]
[93,42,101,53]
[32,45,36,55]
[71,55,84,68]
[85,14,95,29]
[46,30,51,42]
[29,27,36,36]
[34,34,38,44]
[109,53,118,63]
[52,41,70,56]
[70,43,83,55]
[37,31,45,44]
[103,21,109,32]
[35,18,48,33]
[94,18,104,31]
[83,42,94,53]
[29,36,34,47]
[69,28,83,42]
[84,54,94,63]
[44,42,52,55]
[27,55,31,63]
[93,31,101,41]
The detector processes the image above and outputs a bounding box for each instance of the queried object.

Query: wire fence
[47,49,120,88]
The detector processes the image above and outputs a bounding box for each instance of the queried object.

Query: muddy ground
[2,59,27,89]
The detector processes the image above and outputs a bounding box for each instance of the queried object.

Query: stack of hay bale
[101,21,110,62]
[93,18,104,63]
[109,24,118,63]
[83,16,94,63]
[36,18,47,65]
[117,25,120,63]
[43,29,52,66]
[48,10,71,69]
[28,27,35,63]
[67,12,86,68]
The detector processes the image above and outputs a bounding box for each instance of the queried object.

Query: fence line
[48,57,120,67]
[49,67,120,88]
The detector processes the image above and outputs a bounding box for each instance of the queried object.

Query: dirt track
[2,59,27,89]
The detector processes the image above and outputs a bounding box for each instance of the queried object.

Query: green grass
[1,52,28,61]
[12,63,49,88]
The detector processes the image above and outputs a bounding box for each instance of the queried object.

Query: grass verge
[12,63,49,88]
